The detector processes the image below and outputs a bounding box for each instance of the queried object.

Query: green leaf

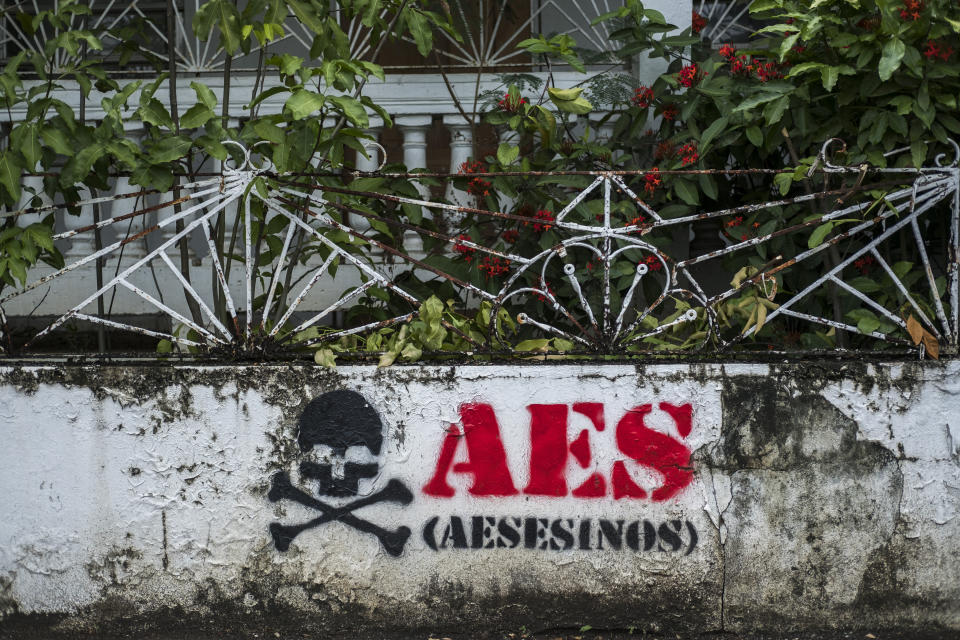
[314,347,337,368]
[673,178,699,206]
[745,126,763,148]
[212,0,243,54]
[547,87,584,101]
[515,339,551,352]
[148,136,193,163]
[180,103,214,129]
[328,95,368,127]
[699,116,729,152]
[878,38,905,82]
[40,125,73,156]
[0,151,22,203]
[12,123,41,170]
[698,173,718,201]
[807,222,835,248]
[130,164,175,192]
[61,142,105,186]
[286,0,327,34]
[774,173,793,196]
[284,89,325,119]
[496,142,519,166]
[190,81,217,110]
[138,96,173,129]
[406,10,433,57]
[253,119,286,144]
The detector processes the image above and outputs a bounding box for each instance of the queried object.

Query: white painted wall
[0,362,956,634]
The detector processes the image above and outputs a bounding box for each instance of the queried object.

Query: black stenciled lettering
[471,516,484,549]
[496,517,521,548]
[657,519,682,552]
[597,519,624,551]
[423,516,439,551]
[578,519,592,550]
[644,520,657,551]
[625,521,640,551]
[524,517,550,550]
[440,516,469,549]
[685,521,698,555]
[549,518,575,550]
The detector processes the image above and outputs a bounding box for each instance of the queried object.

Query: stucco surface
[0,361,957,636]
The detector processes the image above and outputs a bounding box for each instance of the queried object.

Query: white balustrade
[444,115,474,211]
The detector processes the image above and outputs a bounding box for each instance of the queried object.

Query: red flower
[468,176,492,197]
[692,11,707,34]
[924,40,954,61]
[718,44,737,60]
[459,160,485,174]
[535,278,555,303]
[899,0,923,20]
[479,256,511,279]
[530,209,555,232]
[854,255,875,275]
[756,60,784,82]
[453,234,476,262]
[644,168,662,195]
[730,55,749,75]
[502,229,519,243]
[678,142,698,166]
[662,104,678,121]
[459,162,492,196]
[644,254,662,272]
[655,141,676,161]
[497,93,528,112]
[631,85,655,108]
[677,63,701,88]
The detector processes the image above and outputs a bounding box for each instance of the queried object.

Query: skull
[296,390,383,497]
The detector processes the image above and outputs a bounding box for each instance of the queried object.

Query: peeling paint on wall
[0,362,957,636]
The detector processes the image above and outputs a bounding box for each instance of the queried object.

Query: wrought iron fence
[0,138,957,359]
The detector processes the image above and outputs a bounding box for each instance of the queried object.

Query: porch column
[443,115,474,210]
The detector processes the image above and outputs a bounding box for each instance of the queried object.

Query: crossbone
[268,472,413,556]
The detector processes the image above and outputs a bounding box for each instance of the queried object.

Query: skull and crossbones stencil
[268,390,413,556]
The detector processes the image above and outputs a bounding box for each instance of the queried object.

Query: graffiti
[268,390,413,556]
[423,402,694,501]
[269,393,699,558]
[423,516,698,555]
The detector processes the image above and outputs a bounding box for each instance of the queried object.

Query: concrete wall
[0,362,958,636]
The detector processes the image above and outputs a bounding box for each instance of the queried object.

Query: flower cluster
[725,215,744,228]
[678,143,699,166]
[899,0,923,20]
[535,278,556,303]
[644,168,662,195]
[502,229,519,243]
[644,254,662,272]
[453,234,476,262]
[718,44,737,60]
[528,209,555,232]
[755,60,785,82]
[655,141,676,161]
[677,63,702,88]
[459,161,492,197]
[479,256,510,279]
[692,11,707,34]
[924,40,954,61]
[725,216,763,242]
[661,104,678,121]
[631,85,655,108]
[854,255,875,275]
[729,54,786,82]
[498,92,528,112]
